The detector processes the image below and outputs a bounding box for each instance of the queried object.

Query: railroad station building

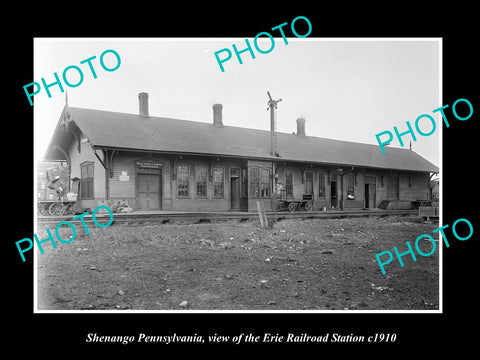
[44,92,439,213]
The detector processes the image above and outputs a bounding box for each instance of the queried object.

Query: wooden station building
[44,93,439,212]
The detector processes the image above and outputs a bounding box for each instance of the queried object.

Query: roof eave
[91,144,438,173]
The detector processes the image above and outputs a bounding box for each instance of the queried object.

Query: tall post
[267,91,281,157]
[270,103,277,156]
[272,161,276,212]
[267,91,282,212]
[257,200,268,228]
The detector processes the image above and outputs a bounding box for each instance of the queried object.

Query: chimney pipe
[213,103,223,127]
[139,92,149,117]
[296,117,306,136]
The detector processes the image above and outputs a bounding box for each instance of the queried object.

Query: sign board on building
[119,171,130,182]
[136,161,163,169]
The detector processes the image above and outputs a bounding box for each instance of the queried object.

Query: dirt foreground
[36,215,439,311]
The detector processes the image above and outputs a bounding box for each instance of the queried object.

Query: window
[230,168,240,177]
[213,168,224,198]
[177,165,189,198]
[347,174,355,199]
[305,171,313,195]
[80,162,94,199]
[249,168,270,198]
[318,173,326,198]
[285,170,293,198]
[249,168,259,197]
[195,166,207,197]
[386,175,398,200]
[260,168,270,198]
[241,168,248,197]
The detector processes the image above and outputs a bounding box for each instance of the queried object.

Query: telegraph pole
[267,91,282,212]
[267,91,282,156]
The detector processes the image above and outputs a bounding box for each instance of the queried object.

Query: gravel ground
[36,215,439,311]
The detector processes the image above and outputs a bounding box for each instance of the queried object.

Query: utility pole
[267,91,282,157]
[267,91,281,213]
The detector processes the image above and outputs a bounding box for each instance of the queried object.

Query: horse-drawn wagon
[37,200,78,216]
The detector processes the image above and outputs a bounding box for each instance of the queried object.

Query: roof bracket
[108,150,116,178]
[70,131,81,154]
[209,157,221,181]
[172,155,181,180]
[93,149,117,178]
[60,111,82,154]
[94,149,107,170]
[53,145,71,174]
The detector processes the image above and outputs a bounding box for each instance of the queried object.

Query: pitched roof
[45,106,439,173]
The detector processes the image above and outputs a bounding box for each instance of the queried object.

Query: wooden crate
[419,206,438,218]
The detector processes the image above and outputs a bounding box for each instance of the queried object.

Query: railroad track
[36,209,419,227]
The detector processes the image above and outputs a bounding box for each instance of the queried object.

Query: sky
[33,38,441,167]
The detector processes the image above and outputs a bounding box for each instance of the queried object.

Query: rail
[36,209,420,227]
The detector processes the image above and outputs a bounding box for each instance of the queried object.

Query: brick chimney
[138,92,149,117]
[213,103,223,127]
[296,117,306,136]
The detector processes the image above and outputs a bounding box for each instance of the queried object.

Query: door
[230,168,240,210]
[330,181,337,208]
[369,184,376,208]
[305,171,313,195]
[365,184,370,208]
[137,173,161,210]
[364,176,376,208]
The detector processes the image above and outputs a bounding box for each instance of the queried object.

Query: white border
[34,37,443,314]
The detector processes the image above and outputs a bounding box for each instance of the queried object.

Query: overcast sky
[34,38,440,167]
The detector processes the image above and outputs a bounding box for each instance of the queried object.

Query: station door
[136,170,162,210]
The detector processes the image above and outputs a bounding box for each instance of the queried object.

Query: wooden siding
[108,152,172,210]
[171,157,246,212]
[274,166,431,210]
[68,137,105,208]
[247,160,273,212]
[275,164,333,210]
[67,137,433,212]
[398,172,430,200]
[104,153,248,212]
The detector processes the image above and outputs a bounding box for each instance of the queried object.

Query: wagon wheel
[288,202,297,212]
[65,203,78,215]
[304,201,313,212]
[49,202,64,216]
[38,203,49,216]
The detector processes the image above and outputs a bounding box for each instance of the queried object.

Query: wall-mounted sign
[119,170,129,181]
[136,160,163,169]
